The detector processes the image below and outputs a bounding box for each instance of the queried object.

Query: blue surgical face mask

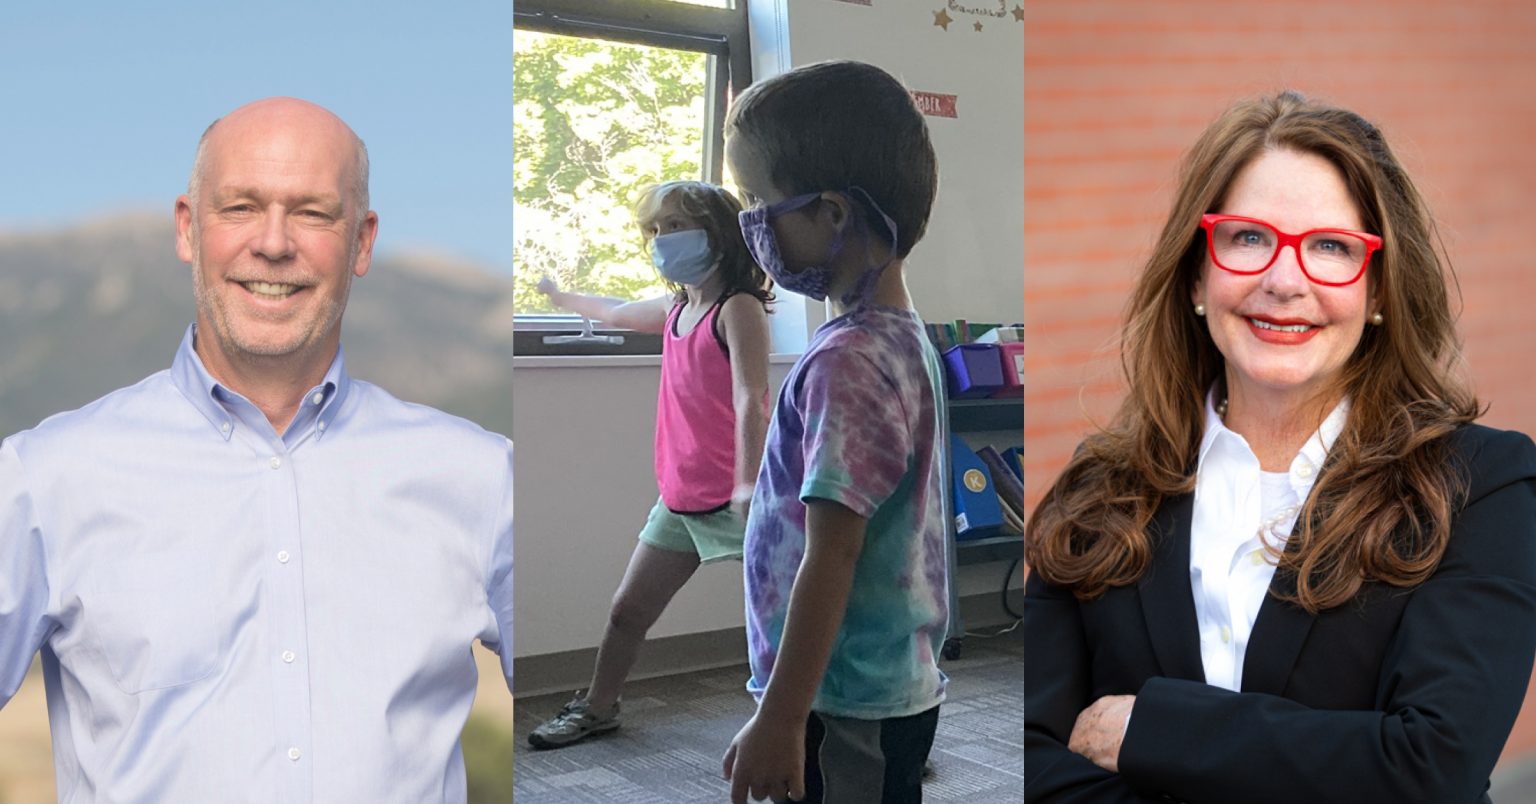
[651,229,717,286]
[737,187,897,306]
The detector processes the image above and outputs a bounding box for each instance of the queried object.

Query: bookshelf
[943,396,1024,660]
[948,398,1026,432]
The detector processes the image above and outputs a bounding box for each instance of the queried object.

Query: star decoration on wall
[1013,5,1025,21]
[934,8,953,30]
[974,20,984,32]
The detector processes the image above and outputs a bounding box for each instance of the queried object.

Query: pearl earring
[1194,303,1206,317]
[1371,312,1384,326]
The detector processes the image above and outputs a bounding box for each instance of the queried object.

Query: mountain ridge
[0,215,514,439]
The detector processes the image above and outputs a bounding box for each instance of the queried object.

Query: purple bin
[943,344,1005,399]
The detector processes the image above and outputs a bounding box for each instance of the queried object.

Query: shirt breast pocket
[86,552,230,695]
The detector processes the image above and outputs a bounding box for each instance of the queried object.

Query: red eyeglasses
[1200,214,1381,287]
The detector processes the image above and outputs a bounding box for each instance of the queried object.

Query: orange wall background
[1023,0,1536,767]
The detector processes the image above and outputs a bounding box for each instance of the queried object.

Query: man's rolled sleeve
[0,437,51,707]
[486,438,514,693]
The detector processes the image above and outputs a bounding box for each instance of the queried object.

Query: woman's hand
[1068,694,1135,773]
[536,276,559,296]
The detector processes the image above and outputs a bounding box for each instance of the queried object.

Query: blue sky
[0,1,512,274]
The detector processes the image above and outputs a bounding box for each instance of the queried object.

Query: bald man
[0,98,514,803]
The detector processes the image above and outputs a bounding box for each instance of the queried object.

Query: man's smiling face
[176,98,376,368]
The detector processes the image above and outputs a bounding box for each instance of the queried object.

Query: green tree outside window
[513,29,713,316]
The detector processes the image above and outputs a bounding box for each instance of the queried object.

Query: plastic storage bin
[991,342,1023,398]
[943,344,1004,399]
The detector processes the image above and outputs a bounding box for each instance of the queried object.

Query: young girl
[528,180,772,749]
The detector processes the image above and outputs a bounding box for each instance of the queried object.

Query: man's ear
[352,211,379,278]
[175,196,195,264]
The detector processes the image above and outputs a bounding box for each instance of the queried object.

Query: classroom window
[513,0,749,339]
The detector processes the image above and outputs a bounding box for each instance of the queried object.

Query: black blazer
[1025,424,1536,803]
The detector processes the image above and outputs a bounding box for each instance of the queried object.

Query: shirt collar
[1197,387,1349,487]
[1301,397,1349,476]
[169,324,352,443]
[1197,389,1231,469]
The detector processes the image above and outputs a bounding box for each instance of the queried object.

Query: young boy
[721,60,948,804]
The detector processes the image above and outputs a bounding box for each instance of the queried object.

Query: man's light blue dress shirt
[0,326,514,803]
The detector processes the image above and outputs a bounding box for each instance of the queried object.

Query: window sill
[513,352,803,369]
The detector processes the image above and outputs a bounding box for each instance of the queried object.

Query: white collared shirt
[1188,392,1348,691]
[0,325,515,803]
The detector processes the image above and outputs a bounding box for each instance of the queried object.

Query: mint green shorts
[637,497,745,564]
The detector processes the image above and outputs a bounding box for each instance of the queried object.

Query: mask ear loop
[839,186,901,307]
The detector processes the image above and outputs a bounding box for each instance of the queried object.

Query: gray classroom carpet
[512,627,1024,803]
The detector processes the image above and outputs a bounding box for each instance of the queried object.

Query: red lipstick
[1245,315,1320,345]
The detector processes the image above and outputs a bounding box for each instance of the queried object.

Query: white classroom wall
[513,0,1024,660]
[754,0,1025,326]
[513,359,789,659]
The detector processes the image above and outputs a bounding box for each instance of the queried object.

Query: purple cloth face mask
[738,193,836,301]
[737,187,898,306]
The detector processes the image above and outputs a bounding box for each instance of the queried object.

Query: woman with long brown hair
[1024,91,1536,803]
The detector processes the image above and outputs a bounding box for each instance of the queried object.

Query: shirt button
[1220,625,1232,644]
[277,550,291,564]
[287,747,301,762]
[1295,463,1313,479]
[311,392,324,405]
[317,420,326,431]
[1250,550,1266,566]
[282,650,296,663]
[220,421,231,434]
[269,456,282,470]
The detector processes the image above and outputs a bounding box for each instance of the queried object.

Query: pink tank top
[655,297,736,513]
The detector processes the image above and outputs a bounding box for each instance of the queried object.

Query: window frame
[513,0,753,351]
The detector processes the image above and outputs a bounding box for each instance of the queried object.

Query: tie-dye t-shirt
[744,304,949,720]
